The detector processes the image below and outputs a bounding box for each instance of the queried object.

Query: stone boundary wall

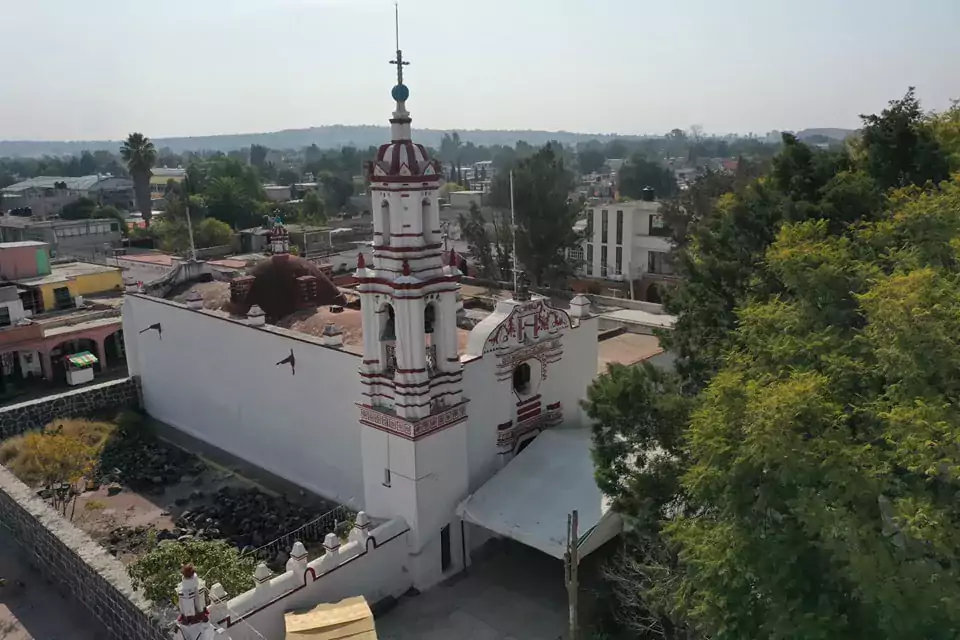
[0,377,141,442]
[0,464,171,640]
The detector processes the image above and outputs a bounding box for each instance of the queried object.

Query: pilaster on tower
[356,43,466,441]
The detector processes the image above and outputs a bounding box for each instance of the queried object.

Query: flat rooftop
[599,307,676,330]
[597,333,663,373]
[16,261,121,287]
[0,240,48,248]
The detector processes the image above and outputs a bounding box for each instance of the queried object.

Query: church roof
[371,140,439,179]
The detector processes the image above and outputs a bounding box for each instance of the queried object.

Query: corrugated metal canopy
[457,428,622,560]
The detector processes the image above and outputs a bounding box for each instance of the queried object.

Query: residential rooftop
[0,240,48,249]
[0,216,120,228]
[1,175,125,192]
[15,261,121,287]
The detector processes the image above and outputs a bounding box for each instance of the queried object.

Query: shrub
[128,539,257,605]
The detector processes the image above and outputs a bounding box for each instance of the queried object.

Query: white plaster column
[95,338,108,371]
[439,292,458,372]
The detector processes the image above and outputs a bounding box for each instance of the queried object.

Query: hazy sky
[2,0,958,141]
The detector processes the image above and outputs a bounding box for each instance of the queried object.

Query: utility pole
[565,510,580,640]
[183,180,197,262]
[510,170,518,293]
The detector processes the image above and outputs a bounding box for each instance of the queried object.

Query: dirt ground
[0,537,103,640]
[70,458,254,564]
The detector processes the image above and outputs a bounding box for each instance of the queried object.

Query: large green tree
[120,132,157,226]
[489,144,583,285]
[858,88,950,190]
[587,90,959,639]
[672,181,960,639]
[618,154,679,200]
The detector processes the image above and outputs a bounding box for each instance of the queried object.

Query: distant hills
[0,125,858,158]
[0,127,644,158]
[796,128,857,141]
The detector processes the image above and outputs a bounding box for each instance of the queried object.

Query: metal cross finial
[390,1,409,85]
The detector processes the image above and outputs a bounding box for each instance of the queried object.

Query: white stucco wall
[221,518,411,640]
[123,294,365,507]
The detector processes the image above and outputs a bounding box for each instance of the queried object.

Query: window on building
[615,246,623,276]
[586,212,593,237]
[649,214,670,237]
[601,245,608,277]
[601,210,608,242]
[616,210,623,245]
[53,287,73,310]
[648,251,676,275]
[0,307,10,327]
[513,362,532,395]
[586,243,593,274]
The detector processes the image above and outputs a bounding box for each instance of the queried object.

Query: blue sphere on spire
[392,83,410,102]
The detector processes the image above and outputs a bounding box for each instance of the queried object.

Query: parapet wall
[214,515,411,640]
[0,464,170,640]
[0,377,141,442]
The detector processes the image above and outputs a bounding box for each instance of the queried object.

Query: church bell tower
[355,14,469,588]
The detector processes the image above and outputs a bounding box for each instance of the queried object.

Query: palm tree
[120,133,157,226]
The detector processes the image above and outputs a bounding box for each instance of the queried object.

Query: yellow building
[150,167,187,201]
[17,262,123,312]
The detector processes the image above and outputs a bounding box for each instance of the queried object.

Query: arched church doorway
[516,432,539,454]
[646,282,662,304]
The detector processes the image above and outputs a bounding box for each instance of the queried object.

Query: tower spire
[389,1,409,87]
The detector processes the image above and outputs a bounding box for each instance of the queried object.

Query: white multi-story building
[577,190,677,302]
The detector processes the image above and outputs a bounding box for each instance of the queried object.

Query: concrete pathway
[0,537,104,640]
[376,540,567,640]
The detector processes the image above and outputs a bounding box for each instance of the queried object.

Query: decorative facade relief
[484,299,571,354]
[358,401,468,441]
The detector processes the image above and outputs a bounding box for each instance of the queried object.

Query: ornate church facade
[123,42,598,594]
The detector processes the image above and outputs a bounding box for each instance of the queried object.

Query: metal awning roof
[457,428,622,560]
[284,596,378,639]
[66,351,98,368]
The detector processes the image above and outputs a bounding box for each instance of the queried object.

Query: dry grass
[0,418,117,486]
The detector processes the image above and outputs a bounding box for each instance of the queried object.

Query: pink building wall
[0,245,46,280]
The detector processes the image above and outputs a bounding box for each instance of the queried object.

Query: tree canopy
[120,133,157,226]
[489,144,583,285]
[586,89,960,639]
[618,154,679,201]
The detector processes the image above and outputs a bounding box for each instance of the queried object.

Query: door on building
[440,524,452,572]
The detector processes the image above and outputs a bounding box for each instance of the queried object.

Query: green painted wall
[35,248,50,275]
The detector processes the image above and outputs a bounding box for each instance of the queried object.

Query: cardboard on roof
[284,596,378,639]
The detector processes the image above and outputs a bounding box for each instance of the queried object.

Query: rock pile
[174,486,342,553]
[99,431,204,493]
[105,525,156,558]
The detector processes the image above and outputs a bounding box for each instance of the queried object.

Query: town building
[0,215,123,258]
[0,241,125,398]
[0,175,134,218]
[149,166,187,201]
[575,188,677,302]
[123,45,626,598]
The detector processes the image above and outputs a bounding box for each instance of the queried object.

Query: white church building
[124,42,625,632]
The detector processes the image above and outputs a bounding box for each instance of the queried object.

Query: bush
[128,539,257,605]
[0,419,116,486]
[0,418,116,517]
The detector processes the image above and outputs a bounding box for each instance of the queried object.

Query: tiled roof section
[371,141,439,179]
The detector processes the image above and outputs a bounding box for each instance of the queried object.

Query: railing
[240,504,355,567]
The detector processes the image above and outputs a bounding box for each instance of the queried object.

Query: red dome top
[370,140,440,180]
